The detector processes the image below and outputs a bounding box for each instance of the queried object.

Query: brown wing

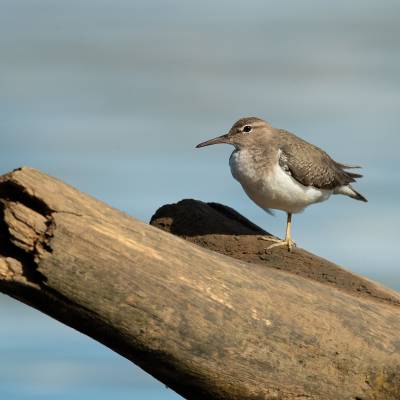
[277,129,363,190]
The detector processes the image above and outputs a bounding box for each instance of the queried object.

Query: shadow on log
[0,167,399,400]
[150,199,400,305]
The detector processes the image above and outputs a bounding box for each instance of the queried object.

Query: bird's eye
[243,125,252,133]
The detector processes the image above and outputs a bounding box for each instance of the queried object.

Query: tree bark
[0,167,399,400]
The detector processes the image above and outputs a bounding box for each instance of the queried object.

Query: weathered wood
[150,199,400,305]
[0,167,399,400]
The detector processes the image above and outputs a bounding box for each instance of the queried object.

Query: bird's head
[196,117,273,150]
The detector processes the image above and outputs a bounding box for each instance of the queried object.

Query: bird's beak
[195,133,229,148]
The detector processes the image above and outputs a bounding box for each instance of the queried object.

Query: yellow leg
[259,213,296,252]
[286,212,292,244]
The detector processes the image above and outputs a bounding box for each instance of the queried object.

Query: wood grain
[0,167,399,400]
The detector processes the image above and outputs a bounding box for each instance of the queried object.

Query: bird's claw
[258,235,281,243]
[258,236,296,252]
[267,239,296,252]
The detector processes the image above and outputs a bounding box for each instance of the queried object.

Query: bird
[195,117,367,252]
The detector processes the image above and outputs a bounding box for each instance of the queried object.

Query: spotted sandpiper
[196,117,367,251]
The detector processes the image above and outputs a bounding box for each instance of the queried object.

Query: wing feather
[277,129,363,190]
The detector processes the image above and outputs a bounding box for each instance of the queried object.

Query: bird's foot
[258,235,282,244]
[258,236,296,252]
[268,238,296,252]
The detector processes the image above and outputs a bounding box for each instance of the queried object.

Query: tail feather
[351,187,368,202]
[335,185,368,202]
[335,162,362,169]
[335,161,364,181]
[334,161,366,201]
[345,171,363,179]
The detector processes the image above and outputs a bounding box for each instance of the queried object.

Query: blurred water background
[1,1,399,399]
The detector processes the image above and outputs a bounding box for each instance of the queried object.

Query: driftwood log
[0,167,399,400]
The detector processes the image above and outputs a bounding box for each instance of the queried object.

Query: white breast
[229,149,332,213]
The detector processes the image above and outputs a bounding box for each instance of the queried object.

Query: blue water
[1,1,399,398]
